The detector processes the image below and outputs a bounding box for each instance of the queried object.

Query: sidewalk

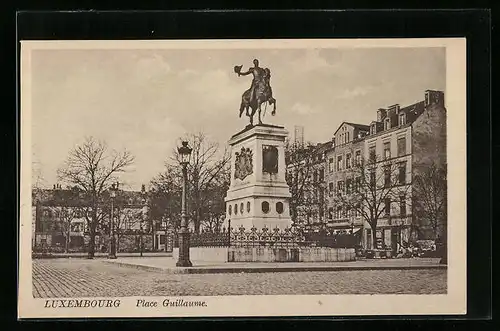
[33,252,173,259]
[103,257,446,274]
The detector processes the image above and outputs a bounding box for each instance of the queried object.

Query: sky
[30,46,445,191]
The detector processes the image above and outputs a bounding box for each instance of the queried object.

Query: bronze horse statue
[235,61,277,126]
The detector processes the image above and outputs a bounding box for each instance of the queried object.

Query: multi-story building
[325,122,369,239]
[31,185,169,252]
[361,90,446,250]
[362,103,417,251]
[285,141,331,227]
[290,89,446,251]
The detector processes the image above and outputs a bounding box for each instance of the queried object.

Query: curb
[33,254,173,259]
[103,260,447,275]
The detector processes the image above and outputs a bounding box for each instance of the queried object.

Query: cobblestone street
[33,259,447,298]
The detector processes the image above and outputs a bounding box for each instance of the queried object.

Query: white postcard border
[18,38,467,319]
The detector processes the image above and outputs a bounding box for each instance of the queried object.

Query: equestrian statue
[234,59,277,126]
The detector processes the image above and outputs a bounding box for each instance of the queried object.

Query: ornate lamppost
[108,182,118,259]
[176,141,193,267]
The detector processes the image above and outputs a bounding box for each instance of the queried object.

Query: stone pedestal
[225,124,292,230]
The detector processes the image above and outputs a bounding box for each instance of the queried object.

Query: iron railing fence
[172,226,356,249]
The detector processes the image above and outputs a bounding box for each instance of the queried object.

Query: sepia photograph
[18,39,467,318]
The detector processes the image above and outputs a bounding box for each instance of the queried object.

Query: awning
[331,227,362,235]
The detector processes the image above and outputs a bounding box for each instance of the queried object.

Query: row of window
[336,126,369,147]
[227,201,285,215]
[327,162,407,195]
[289,168,325,183]
[42,209,88,219]
[35,220,153,234]
[35,221,85,233]
[383,195,407,216]
[337,131,350,146]
[328,194,407,221]
[368,137,407,162]
[301,138,407,176]
[328,150,362,172]
[328,205,361,220]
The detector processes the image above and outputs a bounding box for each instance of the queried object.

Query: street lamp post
[139,221,144,257]
[176,141,193,267]
[141,184,147,258]
[164,217,169,252]
[108,182,118,259]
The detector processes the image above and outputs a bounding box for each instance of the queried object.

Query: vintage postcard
[18,38,466,319]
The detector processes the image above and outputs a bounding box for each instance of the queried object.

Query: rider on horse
[237,59,267,103]
[235,59,276,125]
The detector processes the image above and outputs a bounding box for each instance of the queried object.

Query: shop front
[364,225,411,255]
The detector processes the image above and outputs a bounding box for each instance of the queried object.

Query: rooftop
[32,187,147,207]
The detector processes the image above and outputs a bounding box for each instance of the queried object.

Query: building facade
[325,122,369,239]
[362,103,416,251]
[289,90,446,251]
[285,141,331,227]
[31,185,168,252]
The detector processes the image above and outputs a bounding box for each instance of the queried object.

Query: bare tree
[57,137,135,258]
[333,156,412,249]
[412,162,447,241]
[114,207,143,252]
[59,207,77,253]
[166,132,231,234]
[201,175,230,233]
[285,140,324,225]
[149,164,184,232]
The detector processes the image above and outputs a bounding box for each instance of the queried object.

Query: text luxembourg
[44,299,121,308]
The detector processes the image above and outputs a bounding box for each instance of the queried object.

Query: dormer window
[399,113,406,126]
[384,118,391,130]
[370,124,376,135]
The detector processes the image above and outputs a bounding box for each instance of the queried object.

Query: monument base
[225,124,293,231]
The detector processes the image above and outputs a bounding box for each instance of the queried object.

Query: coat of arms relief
[234,147,253,180]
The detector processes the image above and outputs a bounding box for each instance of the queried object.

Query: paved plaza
[103,256,445,274]
[33,258,447,297]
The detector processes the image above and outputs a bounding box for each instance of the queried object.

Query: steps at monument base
[173,247,356,263]
[228,247,356,263]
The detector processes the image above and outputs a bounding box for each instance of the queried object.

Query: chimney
[425,90,445,107]
[377,108,387,122]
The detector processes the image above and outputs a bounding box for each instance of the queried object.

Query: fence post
[228,219,231,247]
